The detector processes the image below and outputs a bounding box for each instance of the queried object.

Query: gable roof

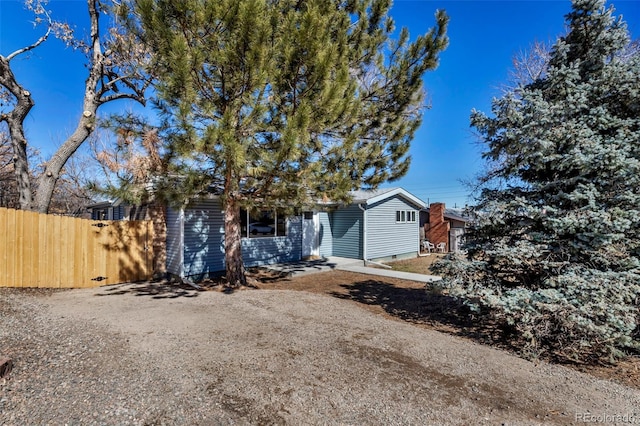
[350,187,426,209]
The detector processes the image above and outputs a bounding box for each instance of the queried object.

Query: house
[420,202,471,253]
[87,199,150,221]
[165,187,425,280]
[166,197,302,279]
[310,187,425,262]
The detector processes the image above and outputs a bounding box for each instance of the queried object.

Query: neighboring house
[87,199,150,221]
[420,203,471,253]
[166,187,425,280]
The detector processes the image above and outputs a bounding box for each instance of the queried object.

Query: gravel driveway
[1,283,639,425]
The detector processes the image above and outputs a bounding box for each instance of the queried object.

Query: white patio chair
[422,240,435,253]
[436,242,446,253]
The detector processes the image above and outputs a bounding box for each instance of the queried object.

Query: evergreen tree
[132,0,448,287]
[436,0,640,362]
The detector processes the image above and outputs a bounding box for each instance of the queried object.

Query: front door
[302,211,319,258]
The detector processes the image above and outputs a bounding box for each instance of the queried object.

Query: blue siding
[113,205,125,220]
[366,195,419,260]
[171,193,420,276]
[331,204,363,259]
[182,199,226,277]
[177,199,303,277]
[241,216,302,267]
[318,211,333,257]
[165,206,184,276]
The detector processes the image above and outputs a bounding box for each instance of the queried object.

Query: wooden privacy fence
[0,207,154,288]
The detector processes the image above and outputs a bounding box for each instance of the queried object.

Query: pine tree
[437,0,640,362]
[132,0,448,287]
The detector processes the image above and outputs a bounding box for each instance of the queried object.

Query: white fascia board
[365,188,426,209]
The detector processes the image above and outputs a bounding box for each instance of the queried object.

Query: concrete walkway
[336,262,442,283]
[264,256,359,276]
[267,256,441,284]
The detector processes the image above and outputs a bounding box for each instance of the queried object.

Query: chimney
[427,202,449,252]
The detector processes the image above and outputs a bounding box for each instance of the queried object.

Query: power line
[400,184,469,191]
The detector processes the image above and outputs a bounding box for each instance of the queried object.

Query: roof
[443,210,470,223]
[86,198,126,209]
[150,186,427,210]
[422,206,472,223]
[350,188,426,209]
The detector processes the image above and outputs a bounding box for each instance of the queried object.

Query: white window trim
[396,209,417,223]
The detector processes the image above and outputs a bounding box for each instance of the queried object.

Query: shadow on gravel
[330,279,512,347]
[96,281,202,299]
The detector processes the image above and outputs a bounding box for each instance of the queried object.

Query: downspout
[358,203,367,265]
[314,211,320,257]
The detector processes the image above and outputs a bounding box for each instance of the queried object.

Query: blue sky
[1,0,639,208]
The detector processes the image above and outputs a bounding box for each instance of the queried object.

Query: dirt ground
[255,267,640,391]
[379,253,447,275]
[2,261,639,425]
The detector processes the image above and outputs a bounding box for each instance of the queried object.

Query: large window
[240,209,287,238]
[396,210,416,223]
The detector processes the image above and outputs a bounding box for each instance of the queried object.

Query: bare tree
[0,0,151,213]
[0,129,19,208]
[502,40,552,95]
[504,36,638,95]
[46,154,96,216]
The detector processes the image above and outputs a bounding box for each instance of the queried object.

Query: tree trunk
[7,123,32,210]
[0,56,34,210]
[32,108,96,213]
[224,198,247,288]
[32,0,104,214]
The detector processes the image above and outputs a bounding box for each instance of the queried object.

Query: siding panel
[113,205,125,220]
[165,206,183,276]
[242,216,302,267]
[331,204,363,259]
[182,199,226,278]
[366,195,419,260]
[179,200,304,277]
[318,211,333,257]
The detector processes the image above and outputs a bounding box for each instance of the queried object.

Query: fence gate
[0,208,154,288]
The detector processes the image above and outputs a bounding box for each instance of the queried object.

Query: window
[396,209,416,223]
[240,209,287,238]
[92,208,110,220]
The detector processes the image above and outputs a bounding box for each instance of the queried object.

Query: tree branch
[5,6,53,62]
